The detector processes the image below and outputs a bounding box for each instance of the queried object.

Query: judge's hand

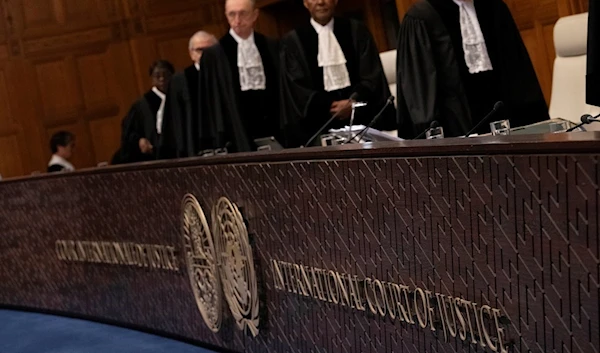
[139,138,153,154]
[330,100,353,120]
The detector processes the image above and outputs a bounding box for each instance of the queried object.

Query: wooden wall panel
[28,44,127,168]
[0,69,15,129]
[0,44,8,60]
[34,58,82,122]
[256,1,307,39]
[155,35,198,71]
[0,135,25,178]
[75,53,115,110]
[126,0,227,93]
[88,116,122,164]
[0,0,226,177]
[0,62,28,178]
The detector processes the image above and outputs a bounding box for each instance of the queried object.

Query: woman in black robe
[397,0,549,138]
[120,60,175,163]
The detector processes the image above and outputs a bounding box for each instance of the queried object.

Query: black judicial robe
[280,17,397,148]
[397,0,549,138]
[196,32,280,153]
[163,65,199,157]
[588,1,600,106]
[47,164,66,173]
[120,90,167,163]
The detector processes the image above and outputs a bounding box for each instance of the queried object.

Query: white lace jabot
[310,18,351,92]
[151,86,166,134]
[453,0,493,74]
[229,29,266,91]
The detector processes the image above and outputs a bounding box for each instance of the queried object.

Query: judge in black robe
[280,0,396,148]
[588,1,600,106]
[121,60,175,163]
[397,0,549,138]
[196,0,280,154]
[163,31,217,157]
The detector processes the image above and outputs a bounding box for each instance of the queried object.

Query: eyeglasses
[191,47,209,54]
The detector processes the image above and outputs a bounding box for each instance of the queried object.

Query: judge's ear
[251,7,259,21]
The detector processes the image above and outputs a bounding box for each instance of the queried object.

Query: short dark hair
[50,131,75,154]
[148,60,175,76]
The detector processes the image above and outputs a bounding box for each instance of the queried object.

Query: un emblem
[181,194,260,337]
[212,197,260,337]
[181,194,222,332]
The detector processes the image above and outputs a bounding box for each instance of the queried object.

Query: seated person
[47,131,75,173]
[121,60,175,163]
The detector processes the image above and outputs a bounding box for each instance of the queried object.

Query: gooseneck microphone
[303,92,359,147]
[566,113,600,132]
[464,101,505,138]
[565,114,598,132]
[412,120,440,140]
[343,96,395,144]
[583,114,599,124]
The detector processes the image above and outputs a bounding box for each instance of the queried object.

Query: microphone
[304,92,359,147]
[582,113,600,124]
[464,101,505,138]
[343,96,395,144]
[412,120,440,140]
[583,114,595,124]
[565,113,600,132]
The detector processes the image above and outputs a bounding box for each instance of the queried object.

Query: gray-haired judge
[196,0,281,153]
[164,31,218,157]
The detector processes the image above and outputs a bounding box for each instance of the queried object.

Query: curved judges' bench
[1,133,599,353]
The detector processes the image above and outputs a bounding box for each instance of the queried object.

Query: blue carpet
[0,310,219,353]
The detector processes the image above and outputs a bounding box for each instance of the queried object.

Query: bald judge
[163,31,217,157]
[280,0,397,147]
[196,0,281,153]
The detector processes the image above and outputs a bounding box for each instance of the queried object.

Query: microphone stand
[566,113,600,132]
[343,96,395,144]
[304,93,358,147]
[464,101,505,138]
[566,120,589,132]
[347,101,367,142]
[413,121,439,140]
